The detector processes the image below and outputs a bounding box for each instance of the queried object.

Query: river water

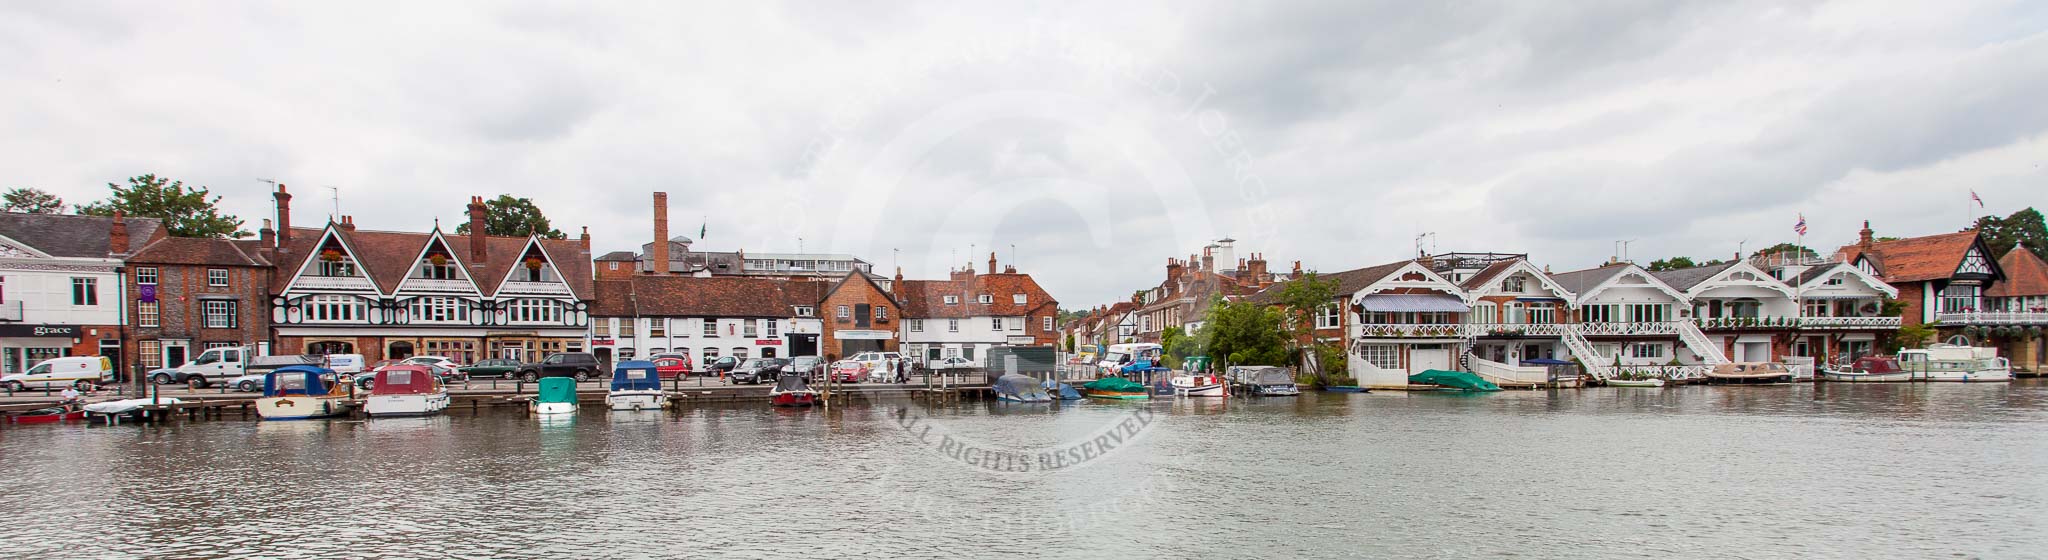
[3,381,2045,559]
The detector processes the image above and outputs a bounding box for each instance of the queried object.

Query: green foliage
[1750,243,1817,261]
[455,194,566,239]
[75,174,248,238]
[1888,321,1938,351]
[2,188,64,213]
[1062,333,1075,352]
[1973,208,2047,261]
[1162,326,1207,370]
[1200,296,1290,367]
[1878,298,1906,317]
[1647,257,1696,271]
[1271,272,1342,382]
[1314,344,1346,378]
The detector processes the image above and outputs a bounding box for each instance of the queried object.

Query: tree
[2,188,64,213]
[75,174,248,238]
[455,194,567,239]
[1750,243,1816,261]
[1974,208,2047,261]
[1268,272,1341,384]
[1199,296,1289,367]
[1161,326,1205,369]
[1647,257,1697,271]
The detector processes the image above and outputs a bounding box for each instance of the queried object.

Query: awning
[1358,294,1470,313]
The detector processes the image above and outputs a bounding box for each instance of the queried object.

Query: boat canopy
[265,365,336,397]
[774,373,813,393]
[535,377,577,403]
[1081,376,1148,393]
[993,373,1047,397]
[1358,294,1470,313]
[611,360,661,391]
[1249,368,1295,385]
[371,365,440,395]
[1045,380,1083,400]
[1408,369,1502,391]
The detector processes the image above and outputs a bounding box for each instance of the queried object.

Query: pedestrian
[59,386,81,406]
[897,358,908,384]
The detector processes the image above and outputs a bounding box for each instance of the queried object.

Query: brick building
[1836,223,2004,340]
[820,270,902,360]
[895,254,1058,366]
[587,275,825,371]
[123,236,275,374]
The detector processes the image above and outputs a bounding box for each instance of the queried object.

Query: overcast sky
[5,2,2045,307]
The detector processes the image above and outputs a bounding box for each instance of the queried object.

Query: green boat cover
[1081,376,1148,393]
[536,377,578,403]
[1408,370,1502,392]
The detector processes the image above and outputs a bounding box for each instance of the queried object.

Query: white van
[2,356,114,391]
[323,354,366,374]
[168,346,254,388]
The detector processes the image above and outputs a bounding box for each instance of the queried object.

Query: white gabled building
[0,212,162,374]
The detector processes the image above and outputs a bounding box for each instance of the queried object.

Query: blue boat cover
[611,360,661,391]
[265,365,334,397]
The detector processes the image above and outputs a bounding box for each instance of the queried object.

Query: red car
[653,357,691,379]
[828,360,865,383]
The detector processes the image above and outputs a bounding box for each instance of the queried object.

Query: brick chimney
[1246,253,1268,284]
[467,196,488,264]
[1859,220,1874,250]
[1166,257,1183,284]
[1004,265,1016,273]
[579,226,590,256]
[987,252,997,274]
[894,266,904,287]
[108,211,128,256]
[1201,245,1214,271]
[273,184,292,249]
[338,215,356,232]
[1292,260,1302,276]
[651,192,670,275]
[259,218,275,248]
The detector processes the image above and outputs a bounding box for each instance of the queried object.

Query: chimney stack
[894,266,904,287]
[1004,265,1016,273]
[1292,260,1302,276]
[259,218,275,248]
[1859,220,1874,250]
[108,211,128,256]
[467,196,488,264]
[339,215,356,232]
[988,252,997,274]
[273,184,292,249]
[580,226,590,255]
[652,192,670,275]
[1166,258,1184,284]
[1202,246,1214,271]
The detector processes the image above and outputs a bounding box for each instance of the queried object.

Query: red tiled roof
[1835,230,1982,283]
[128,237,271,267]
[1988,248,2048,297]
[589,275,826,317]
[1249,260,1411,304]
[274,226,593,299]
[897,273,1057,319]
[1458,260,1517,291]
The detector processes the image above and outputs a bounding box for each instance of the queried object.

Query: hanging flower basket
[524,257,544,270]
[428,253,448,266]
[320,249,344,262]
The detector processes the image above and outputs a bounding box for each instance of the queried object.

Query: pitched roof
[897,272,1057,319]
[1988,248,2048,297]
[1249,260,1411,304]
[275,226,594,298]
[0,212,164,258]
[596,251,638,262]
[589,276,826,317]
[127,236,271,267]
[1649,262,1738,291]
[1458,260,1517,291]
[1835,230,1982,283]
[1546,263,1633,295]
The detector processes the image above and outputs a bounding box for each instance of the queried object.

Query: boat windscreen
[775,374,811,392]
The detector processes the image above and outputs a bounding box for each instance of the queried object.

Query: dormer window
[944,295,959,305]
[419,258,457,280]
[978,294,993,304]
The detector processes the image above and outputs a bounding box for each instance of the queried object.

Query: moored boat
[364,365,450,417]
[992,373,1051,403]
[8,405,86,424]
[1899,344,2012,382]
[605,360,667,411]
[1226,366,1300,397]
[82,398,181,424]
[769,373,819,407]
[1818,356,1914,383]
[1080,376,1151,400]
[1168,372,1226,397]
[1046,380,1084,401]
[1408,369,1502,392]
[256,366,354,420]
[530,377,578,415]
[1607,378,1666,388]
[1704,362,1793,385]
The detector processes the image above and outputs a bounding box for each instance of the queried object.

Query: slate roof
[128,237,271,267]
[897,273,1056,319]
[1458,260,1517,291]
[1987,248,2048,298]
[0,212,164,258]
[1546,263,1634,296]
[1835,230,1984,283]
[589,275,826,317]
[596,251,638,262]
[276,226,594,299]
[1649,262,1738,291]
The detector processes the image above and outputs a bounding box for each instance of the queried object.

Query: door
[1410,347,1450,373]
[99,341,123,383]
[164,342,188,369]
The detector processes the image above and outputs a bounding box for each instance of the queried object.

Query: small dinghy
[605,361,667,411]
[530,377,578,415]
[769,373,819,407]
[84,398,182,424]
[1818,356,1913,383]
[1046,380,1084,401]
[1705,362,1793,385]
[1607,378,1665,388]
[257,366,353,420]
[992,373,1051,403]
[365,365,450,417]
[8,405,86,424]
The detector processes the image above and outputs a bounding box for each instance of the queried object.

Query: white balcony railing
[1694,316,1903,330]
[1467,323,1566,337]
[1354,323,1469,338]
[1576,321,1685,336]
[1798,316,1903,329]
[1936,311,2048,325]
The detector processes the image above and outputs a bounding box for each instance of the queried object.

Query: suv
[514,352,601,382]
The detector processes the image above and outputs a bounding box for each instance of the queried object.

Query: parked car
[827,359,865,383]
[402,356,460,370]
[1,357,114,391]
[844,351,903,381]
[652,357,691,379]
[460,358,524,379]
[163,345,253,388]
[513,352,602,382]
[708,356,741,375]
[787,356,825,381]
[730,358,785,385]
[230,372,267,393]
[929,357,974,371]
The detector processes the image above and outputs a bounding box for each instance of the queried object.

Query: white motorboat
[605,361,668,411]
[1169,373,1226,397]
[83,397,182,424]
[1899,344,2013,382]
[364,366,450,417]
[256,366,354,420]
[1817,357,1914,382]
[531,377,578,415]
[1607,378,1665,388]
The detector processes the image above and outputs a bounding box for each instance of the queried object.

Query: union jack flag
[1794,213,1807,236]
[1971,190,1984,207]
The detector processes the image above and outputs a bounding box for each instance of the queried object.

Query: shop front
[0,324,96,375]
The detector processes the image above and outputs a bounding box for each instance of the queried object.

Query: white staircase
[1558,326,1613,381]
[1674,322,1729,381]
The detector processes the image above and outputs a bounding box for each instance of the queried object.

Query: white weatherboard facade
[0,234,123,374]
[598,316,822,372]
[902,315,1033,366]
[1681,262,1798,363]
[1345,262,1471,388]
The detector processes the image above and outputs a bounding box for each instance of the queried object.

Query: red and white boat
[8,405,86,424]
[769,374,819,407]
[1169,373,1226,397]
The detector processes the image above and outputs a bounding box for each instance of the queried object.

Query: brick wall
[819,277,901,360]
[1897,283,1927,328]
[124,263,271,369]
